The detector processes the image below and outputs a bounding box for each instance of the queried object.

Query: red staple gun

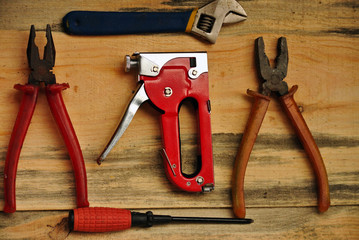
[97,52,214,192]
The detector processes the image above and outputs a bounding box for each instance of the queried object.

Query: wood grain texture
[0,0,358,239]
[0,30,357,211]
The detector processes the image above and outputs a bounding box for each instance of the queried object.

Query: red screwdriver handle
[46,83,89,208]
[71,207,132,232]
[4,84,39,213]
[280,85,330,212]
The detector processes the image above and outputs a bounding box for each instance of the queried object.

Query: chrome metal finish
[128,52,208,79]
[202,184,215,192]
[196,176,204,185]
[191,0,247,43]
[125,55,139,72]
[164,87,173,97]
[97,83,149,164]
[160,148,177,177]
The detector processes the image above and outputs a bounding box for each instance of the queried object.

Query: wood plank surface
[0,0,358,239]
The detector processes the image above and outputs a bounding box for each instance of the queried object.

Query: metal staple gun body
[3,25,89,213]
[98,52,215,193]
[63,0,247,43]
[232,37,330,218]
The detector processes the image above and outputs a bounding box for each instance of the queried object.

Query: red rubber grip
[46,83,89,208]
[73,207,132,232]
[4,84,39,213]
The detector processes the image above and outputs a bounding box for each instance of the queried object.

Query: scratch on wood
[47,217,70,240]
[213,132,359,150]
[331,1,359,8]
[326,28,359,36]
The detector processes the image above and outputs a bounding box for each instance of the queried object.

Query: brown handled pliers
[3,25,89,213]
[232,37,330,218]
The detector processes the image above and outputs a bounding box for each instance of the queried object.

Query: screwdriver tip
[246,218,254,224]
[96,157,103,165]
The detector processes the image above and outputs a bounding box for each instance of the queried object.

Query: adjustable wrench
[98,52,214,192]
[63,0,247,43]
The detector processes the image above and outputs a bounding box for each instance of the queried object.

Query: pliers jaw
[255,37,289,96]
[27,24,56,85]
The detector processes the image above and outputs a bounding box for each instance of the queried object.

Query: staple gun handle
[160,97,214,192]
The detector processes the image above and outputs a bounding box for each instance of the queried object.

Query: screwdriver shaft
[172,216,253,224]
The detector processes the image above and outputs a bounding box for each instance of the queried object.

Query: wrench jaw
[190,0,247,43]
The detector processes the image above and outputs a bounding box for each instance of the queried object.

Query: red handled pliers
[3,25,89,213]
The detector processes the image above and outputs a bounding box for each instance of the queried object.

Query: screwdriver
[69,207,253,232]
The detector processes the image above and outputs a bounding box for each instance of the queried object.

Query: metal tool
[69,207,253,232]
[232,37,330,218]
[62,0,247,43]
[98,52,214,193]
[3,25,89,213]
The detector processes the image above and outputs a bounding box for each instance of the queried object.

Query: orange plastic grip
[232,90,270,218]
[280,85,330,212]
[72,207,132,232]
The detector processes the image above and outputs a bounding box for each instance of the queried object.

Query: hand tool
[68,207,253,232]
[232,37,330,218]
[97,52,214,193]
[62,0,247,43]
[3,25,89,213]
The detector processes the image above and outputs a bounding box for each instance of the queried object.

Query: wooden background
[0,0,358,239]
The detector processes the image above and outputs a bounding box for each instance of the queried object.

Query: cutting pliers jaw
[27,24,56,85]
[255,37,289,96]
